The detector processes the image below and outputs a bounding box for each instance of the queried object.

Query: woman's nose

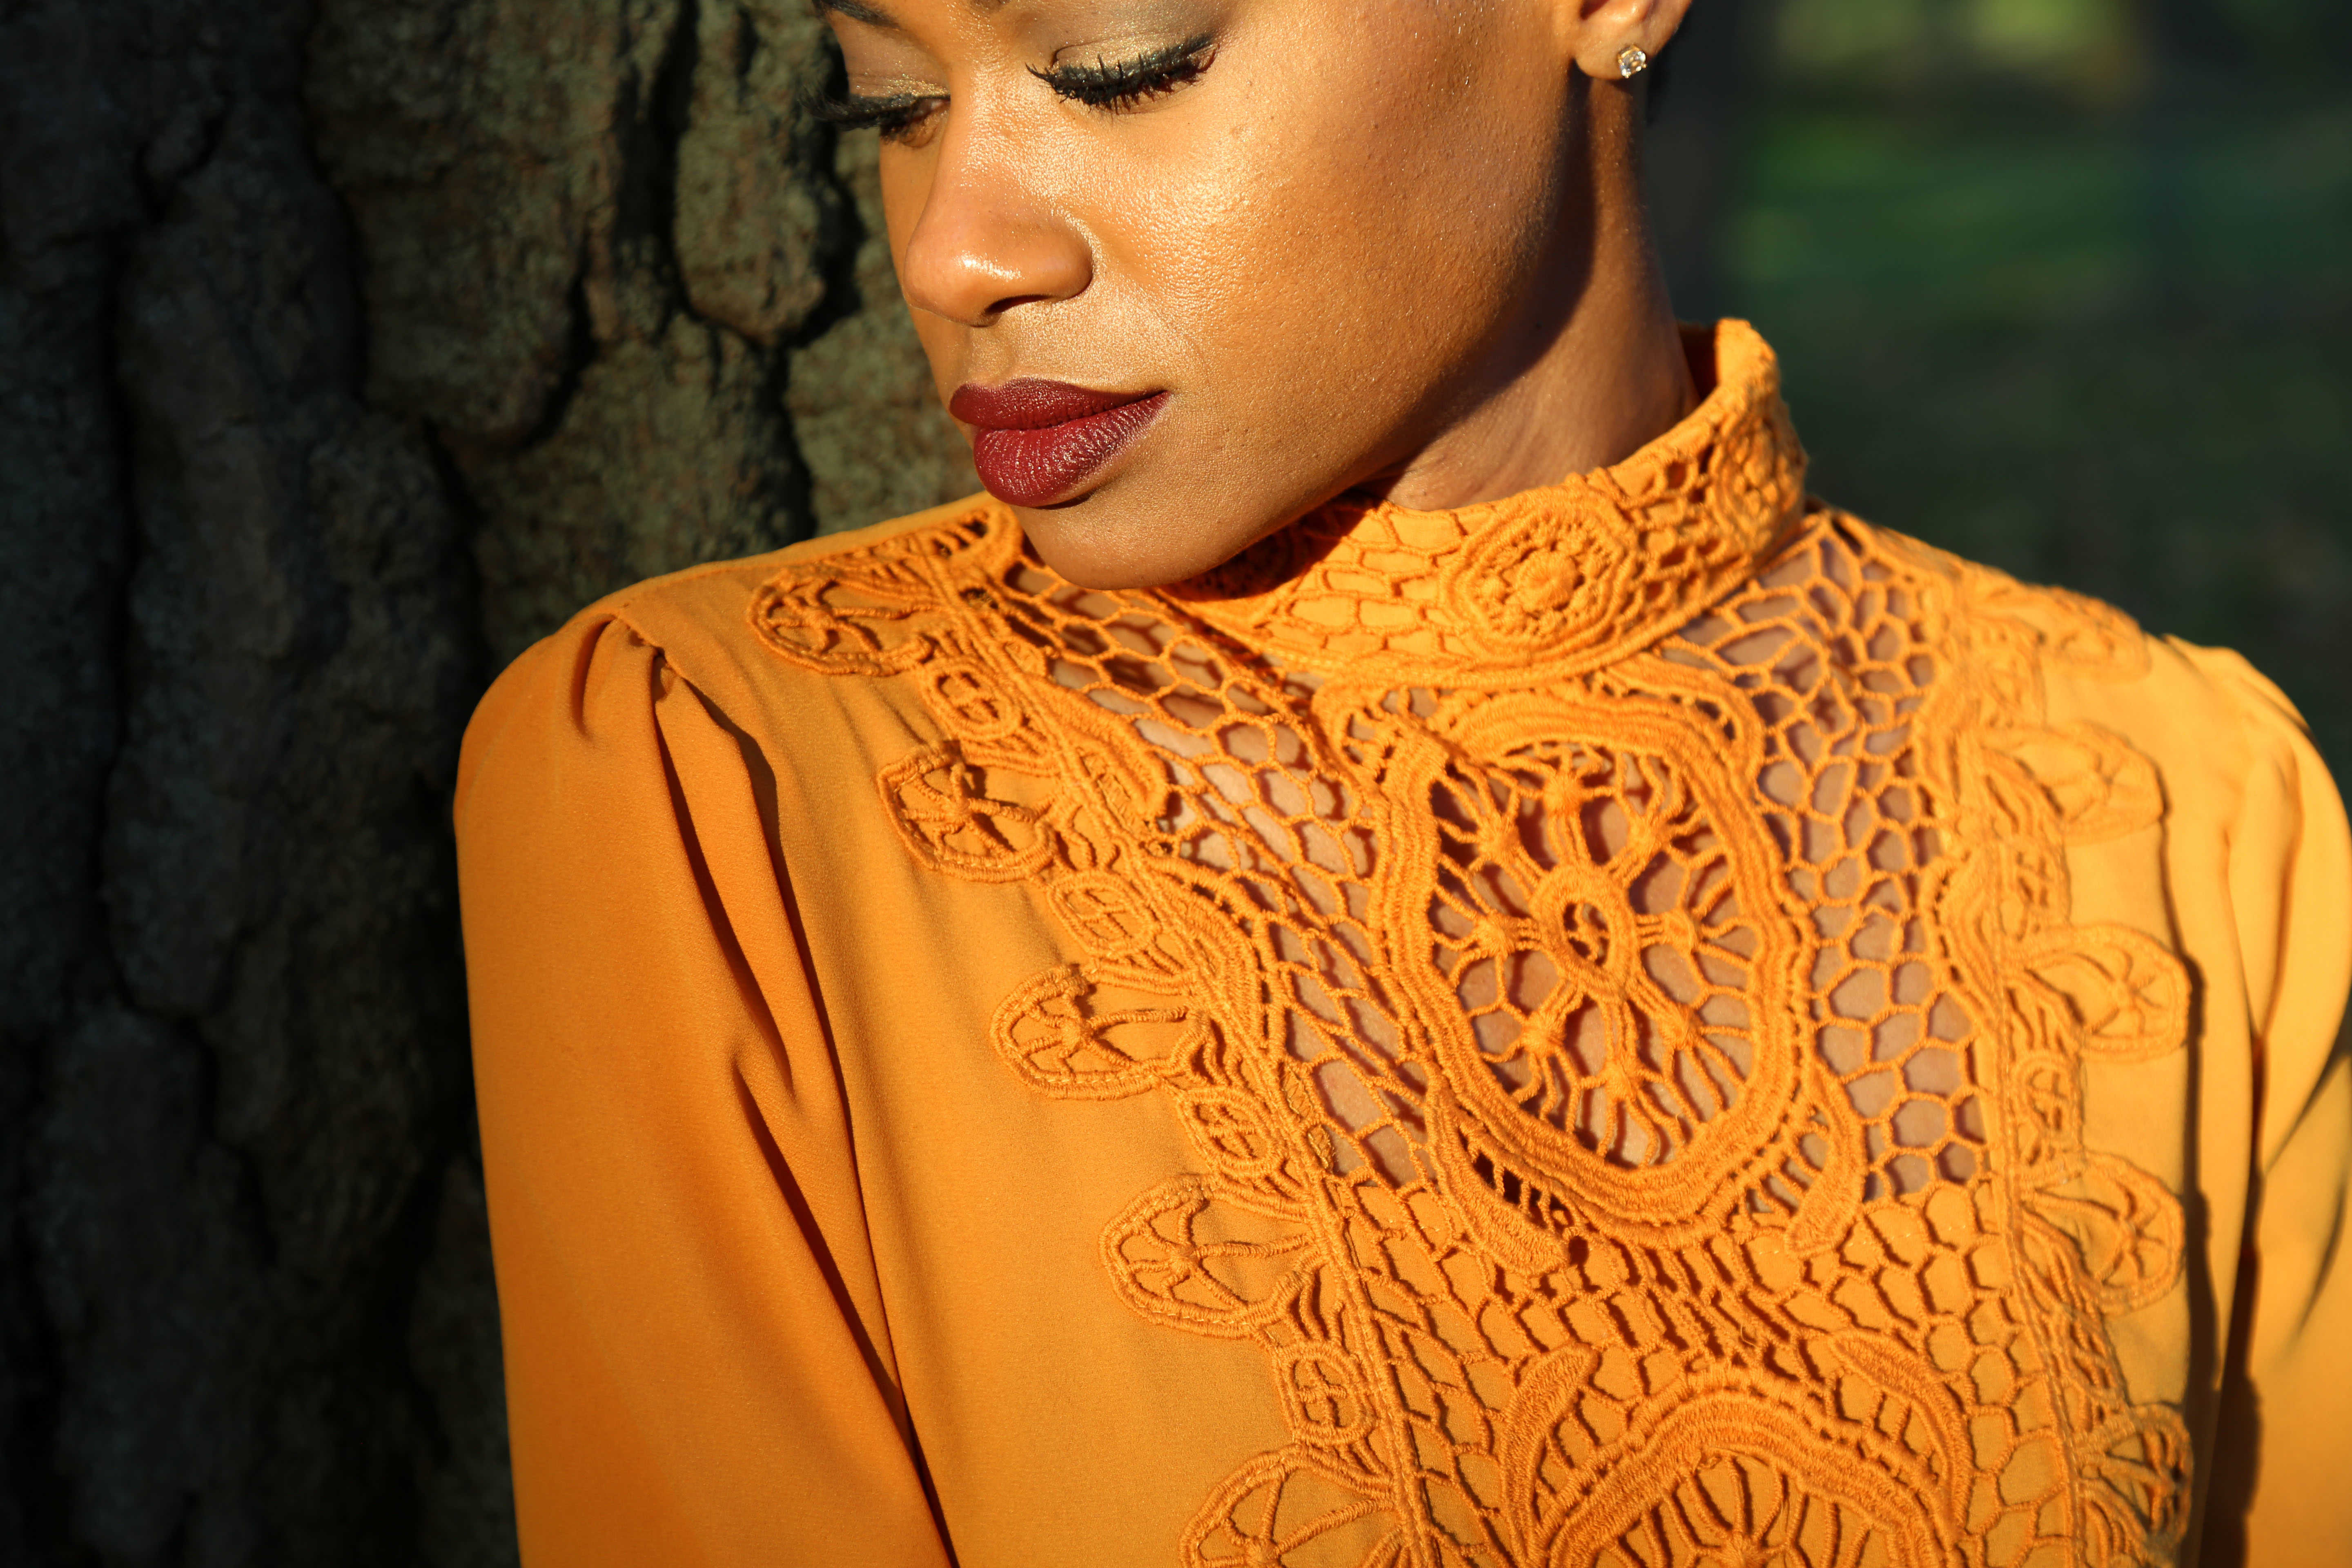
[896,130,1092,327]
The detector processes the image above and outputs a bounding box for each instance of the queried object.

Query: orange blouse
[455,323,2352,1568]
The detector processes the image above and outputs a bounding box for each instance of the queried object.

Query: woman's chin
[1010,490,1282,593]
[1013,523,1214,593]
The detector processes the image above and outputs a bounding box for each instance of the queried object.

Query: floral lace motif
[751,323,2190,1568]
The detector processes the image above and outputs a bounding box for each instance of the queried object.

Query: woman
[453,0,2352,1563]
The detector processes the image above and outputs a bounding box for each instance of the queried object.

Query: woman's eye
[807,30,1216,141]
[807,87,947,146]
[1031,32,1216,112]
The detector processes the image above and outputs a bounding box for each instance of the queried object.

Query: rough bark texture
[0,0,971,1561]
[304,0,973,666]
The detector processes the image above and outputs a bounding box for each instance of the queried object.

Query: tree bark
[1,1,969,1561]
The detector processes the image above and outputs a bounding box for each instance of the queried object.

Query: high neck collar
[1160,320,1809,686]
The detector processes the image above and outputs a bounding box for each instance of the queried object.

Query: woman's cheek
[1106,164,1272,380]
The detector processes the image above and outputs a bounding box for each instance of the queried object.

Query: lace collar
[1160,319,1809,684]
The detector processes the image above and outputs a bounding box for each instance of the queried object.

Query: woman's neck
[1375,85,1696,512]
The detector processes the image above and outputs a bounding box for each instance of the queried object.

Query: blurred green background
[1662,0,2352,780]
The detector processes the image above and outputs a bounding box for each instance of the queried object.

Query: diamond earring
[1618,45,1650,79]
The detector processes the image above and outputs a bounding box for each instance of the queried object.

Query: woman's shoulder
[457,495,1012,815]
[480,494,1006,711]
[573,492,1005,678]
[1816,511,2328,808]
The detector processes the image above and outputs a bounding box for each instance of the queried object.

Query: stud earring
[1618,45,1650,79]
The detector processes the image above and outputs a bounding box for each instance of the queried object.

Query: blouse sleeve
[2189,648,2352,1565]
[454,612,952,1568]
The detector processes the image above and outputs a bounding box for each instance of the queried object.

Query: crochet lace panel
[749,327,2190,1568]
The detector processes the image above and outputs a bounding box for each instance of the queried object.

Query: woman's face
[820,0,1636,588]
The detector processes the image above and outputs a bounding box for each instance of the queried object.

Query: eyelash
[808,87,940,141]
[811,32,1216,145]
[1031,33,1217,110]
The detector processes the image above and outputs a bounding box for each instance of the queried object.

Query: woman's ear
[1557,0,1700,83]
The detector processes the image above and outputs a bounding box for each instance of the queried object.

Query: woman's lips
[950,380,1169,508]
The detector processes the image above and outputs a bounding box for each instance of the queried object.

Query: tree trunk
[0,1,969,1561]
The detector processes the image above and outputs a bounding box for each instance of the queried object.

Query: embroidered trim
[1166,322,1809,686]
[751,327,2189,1567]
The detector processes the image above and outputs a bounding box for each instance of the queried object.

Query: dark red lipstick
[950,380,1169,508]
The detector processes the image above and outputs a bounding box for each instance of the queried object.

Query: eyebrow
[815,0,899,26]
[816,0,1010,26]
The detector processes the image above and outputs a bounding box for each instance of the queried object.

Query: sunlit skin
[819,0,1702,590]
